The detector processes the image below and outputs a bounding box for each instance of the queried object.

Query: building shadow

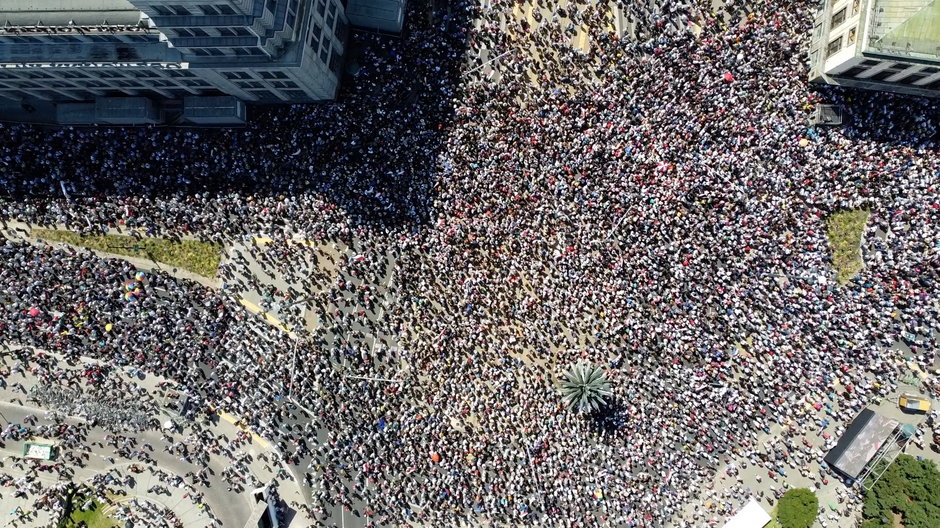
[0,0,472,232]
[814,85,940,149]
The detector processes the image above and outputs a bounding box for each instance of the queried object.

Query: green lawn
[826,209,870,284]
[60,494,119,528]
[33,229,221,278]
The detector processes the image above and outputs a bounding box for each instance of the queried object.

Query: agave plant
[559,363,612,413]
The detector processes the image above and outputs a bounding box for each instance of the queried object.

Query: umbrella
[28,307,40,317]
[105,323,113,332]
[723,72,734,82]
[430,452,441,463]
[124,292,138,302]
[135,271,146,282]
[125,280,137,292]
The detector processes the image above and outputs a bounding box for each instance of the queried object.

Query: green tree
[862,454,940,528]
[559,363,612,413]
[776,488,818,528]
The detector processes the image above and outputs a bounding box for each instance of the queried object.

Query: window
[199,5,221,15]
[232,27,252,36]
[259,71,288,79]
[164,69,196,78]
[232,47,250,55]
[309,24,322,52]
[896,73,929,85]
[169,5,192,15]
[190,28,210,37]
[129,70,160,78]
[831,8,846,28]
[284,89,308,99]
[218,5,236,15]
[287,1,298,28]
[151,6,172,15]
[839,66,868,77]
[922,67,940,74]
[870,69,898,81]
[175,28,195,37]
[319,42,330,64]
[223,71,253,80]
[335,19,348,42]
[325,10,336,30]
[249,89,278,100]
[853,0,860,14]
[859,59,879,67]
[826,37,842,58]
[266,0,278,14]
[58,71,89,79]
[329,49,342,74]
[271,80,297,88]
[236,81,263,88]
[317,0,327,18]
[847,27,856,45]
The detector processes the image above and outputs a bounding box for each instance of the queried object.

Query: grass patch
[59,491,119,528]
[826,209,870,284]
[33,229,221,278]
[67,500,120,528]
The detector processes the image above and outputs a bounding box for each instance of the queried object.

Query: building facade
[809,0,940,98]
[0,0,351,124]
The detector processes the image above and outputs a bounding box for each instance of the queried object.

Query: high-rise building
[809,0,940,98]
[0,0,353,124]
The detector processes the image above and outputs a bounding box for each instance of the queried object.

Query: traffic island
[31,228,222,278]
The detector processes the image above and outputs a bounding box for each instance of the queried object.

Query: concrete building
[0,0,351,124]
[809,0,940,98]
[346,0,405,33]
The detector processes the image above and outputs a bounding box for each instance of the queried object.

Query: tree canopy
[862,454,940,528]
[776,488,818,528]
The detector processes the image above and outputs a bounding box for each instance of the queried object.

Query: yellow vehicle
[899,394,931,413]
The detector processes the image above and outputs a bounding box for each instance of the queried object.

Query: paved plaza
[0,0,939,527]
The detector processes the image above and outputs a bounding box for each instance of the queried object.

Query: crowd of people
[0,0,939,526]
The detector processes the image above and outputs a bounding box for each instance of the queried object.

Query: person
[0,0,938,525]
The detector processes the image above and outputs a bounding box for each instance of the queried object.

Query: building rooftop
[867,0,940,61]
[0,0,141,28]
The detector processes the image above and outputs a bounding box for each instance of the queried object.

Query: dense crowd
[1,0,939,526]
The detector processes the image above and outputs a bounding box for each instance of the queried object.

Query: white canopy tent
[722,498,771,528]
